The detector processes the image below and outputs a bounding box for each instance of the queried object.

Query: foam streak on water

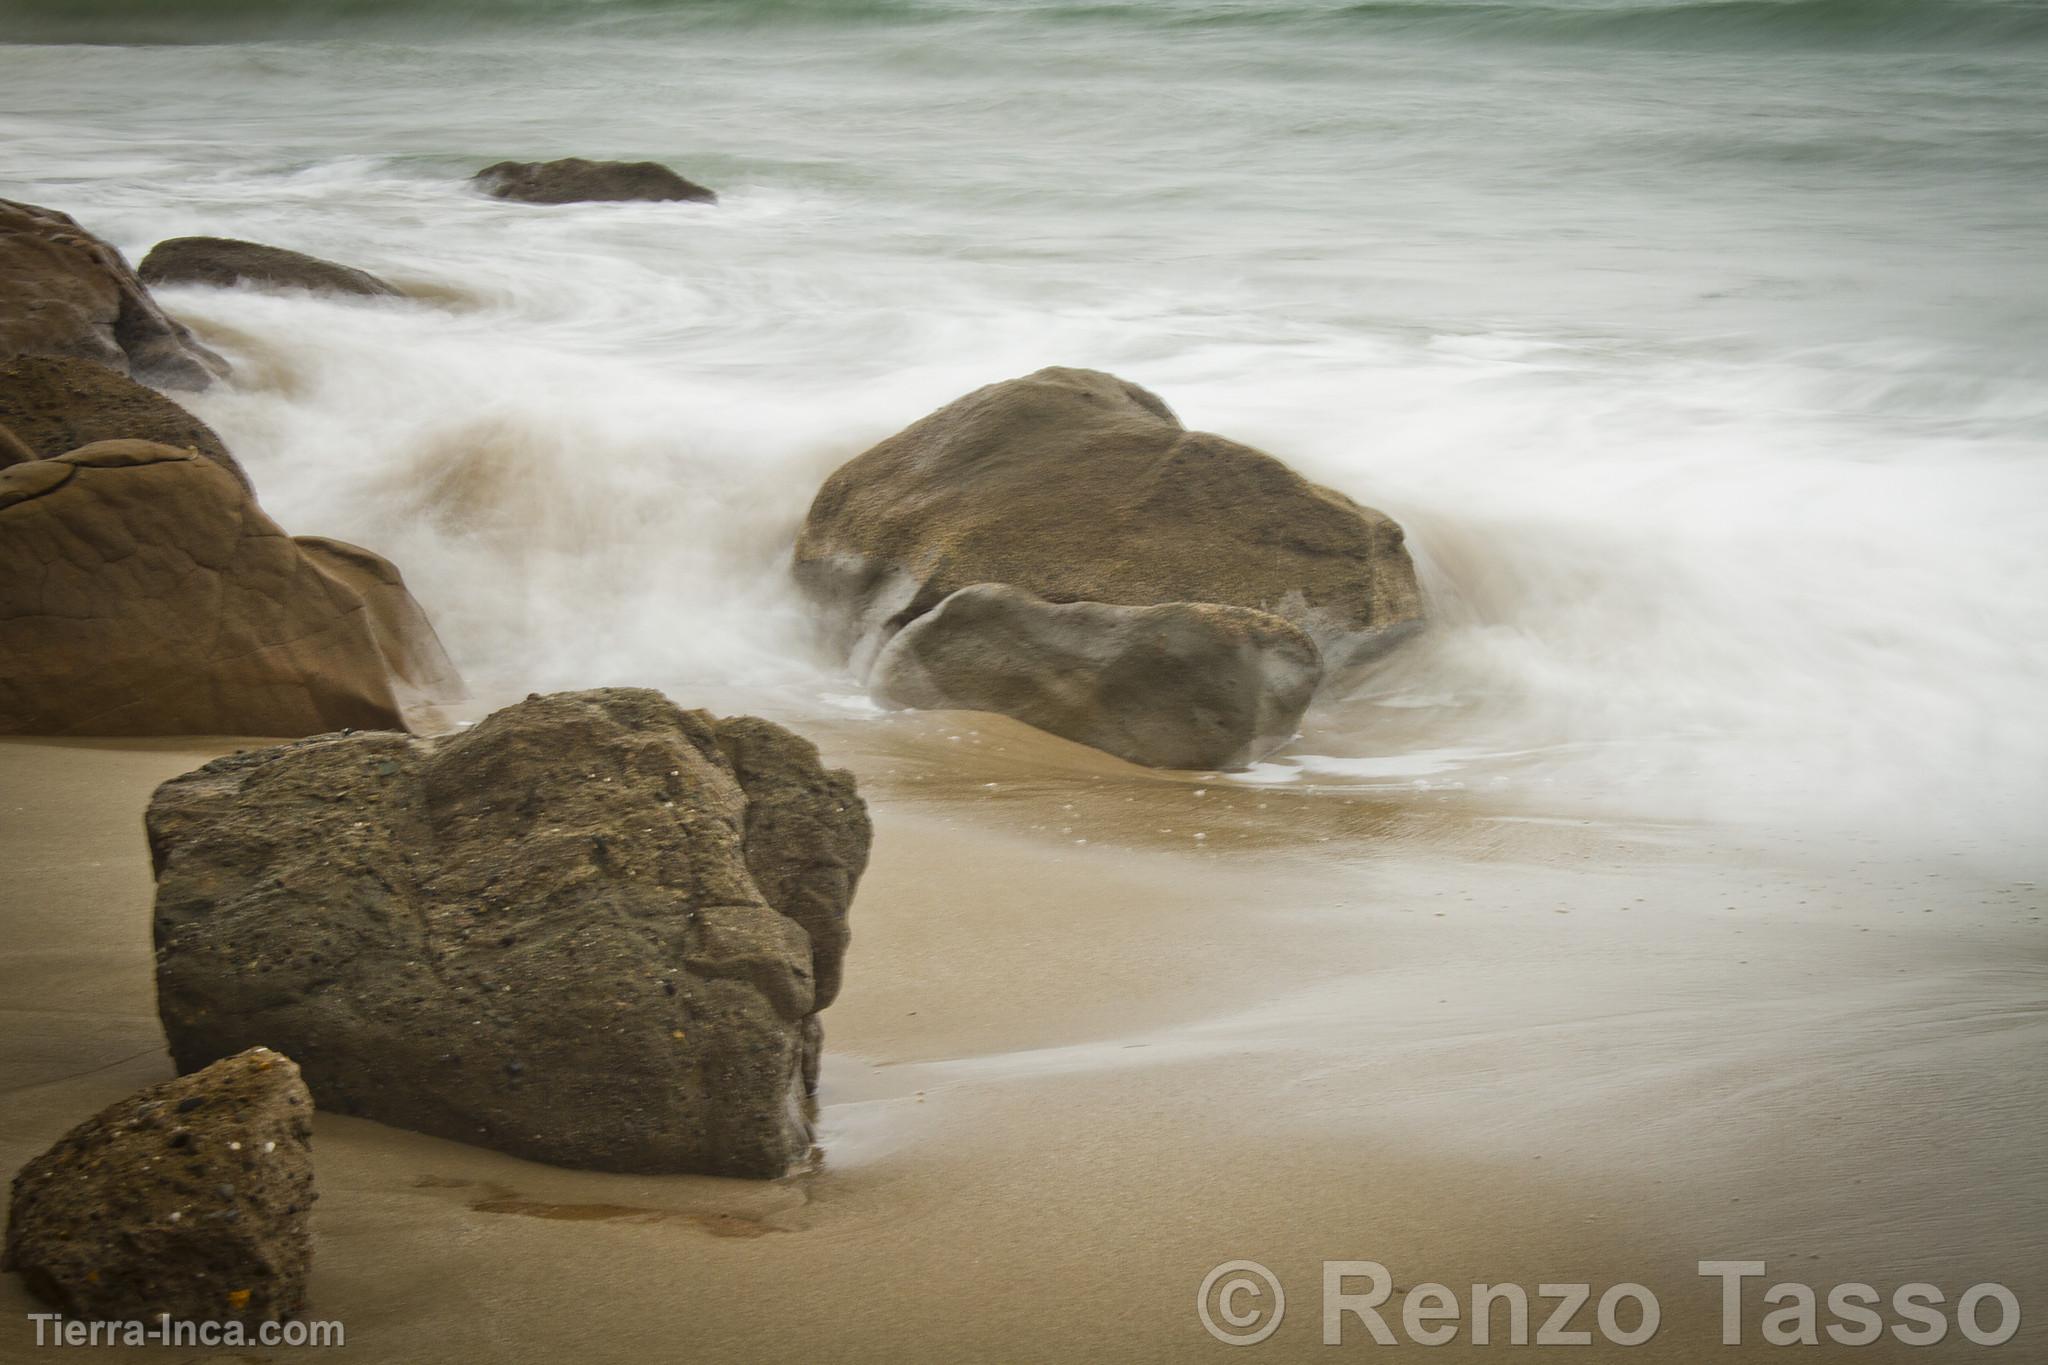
[3,0,2045,862]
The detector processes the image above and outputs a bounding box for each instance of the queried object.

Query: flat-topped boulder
[0,198,228,390]
[139,236,400,299]
[3,1048,316,1324]
[0,440,462,736]
[148,689,871,1178]
[473,157,718,205]
[0,353,250,492]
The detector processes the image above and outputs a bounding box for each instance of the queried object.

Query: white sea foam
[3,8,2043,862]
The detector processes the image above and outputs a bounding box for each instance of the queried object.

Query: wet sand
[1,726,2042,1362]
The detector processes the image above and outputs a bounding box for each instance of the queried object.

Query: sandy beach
[6,0,2048,1356]
[4,723,2040,1362]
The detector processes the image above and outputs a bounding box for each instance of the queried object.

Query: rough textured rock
[139,236,400,299]
[0,441,462,736]
[0,353,250,492]
[3,1048,316,1323]
[0,198,229,390]
[0,422,31,465]
[793,366,1423,679]
[873,583,1323,770]
[148,689,871,1178]
[473,157,718,205]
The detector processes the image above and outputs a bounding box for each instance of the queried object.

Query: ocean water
[3,0,2045,858]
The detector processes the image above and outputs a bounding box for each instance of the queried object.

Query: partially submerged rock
[872,583,1323,771]
[0,198,228,390]
[0,441,462,736]
[139,236,400,299]
[793,366,1424,767]
[473,157,718,205]
[0,352,250,492]
[149,688,870,1178]
[3,1047,316,1323]
[796,366,1422,675]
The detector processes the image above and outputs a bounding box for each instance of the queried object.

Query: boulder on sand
[3,1047,316,1324]
[0,440,462,737]
[472,157,718,205]
[0,198,228,390]
[872,583,1324,771]
[793,366,1424,767]
[0,352,251,493]
[139,236,400,299]
[148,689,871,1178]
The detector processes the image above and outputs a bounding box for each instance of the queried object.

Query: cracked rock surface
[0,440,460,736]
[148,688,871,1178]
[0,353,250,492]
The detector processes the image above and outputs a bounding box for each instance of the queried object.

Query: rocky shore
[0,181,1430,1327]
[2,176,2039,1364]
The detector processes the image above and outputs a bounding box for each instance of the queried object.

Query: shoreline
[3,730,2040,1360]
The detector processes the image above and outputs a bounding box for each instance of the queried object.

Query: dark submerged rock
[139,236,400,299]
[473,157,718,206]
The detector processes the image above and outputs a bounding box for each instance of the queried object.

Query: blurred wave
[3,0,2045,859]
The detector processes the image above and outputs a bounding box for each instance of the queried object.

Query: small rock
[3,1048,316,1322]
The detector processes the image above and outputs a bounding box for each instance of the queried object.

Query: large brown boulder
[795,367,1422,673]
[147,689,871,1178]
[0,198,229,390]
[0,353,250,493]
[0,441,462,736]
[473,157,718,205]
[793,367,1424,766]
[871,583,1323,771]
[4,1048,316,1324]
[139,236,400,299]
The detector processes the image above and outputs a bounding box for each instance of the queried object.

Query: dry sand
[1,720,2043,1362]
